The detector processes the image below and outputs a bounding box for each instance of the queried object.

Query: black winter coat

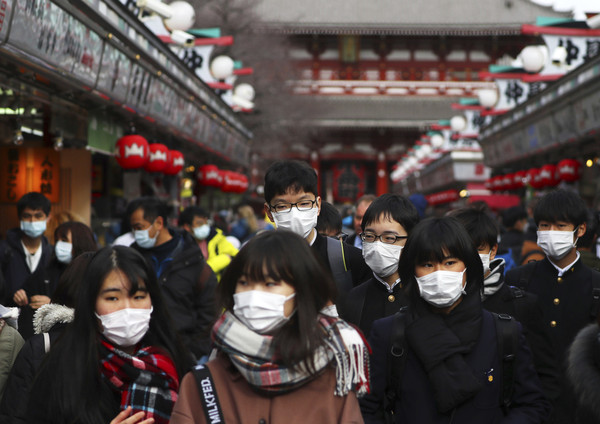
[483,276,560,402]
[0,228,53,306]
[133,230,218,359]
[361,310,551,423]
[0,304,73,424]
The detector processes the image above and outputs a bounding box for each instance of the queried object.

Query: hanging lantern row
[485,159,581,191]
[114,135,184,175]
[197,165,249,194]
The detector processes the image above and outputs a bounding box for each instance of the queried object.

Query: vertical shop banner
[32,149,60,203]
[0,147,27,202]
[0,147,60,203]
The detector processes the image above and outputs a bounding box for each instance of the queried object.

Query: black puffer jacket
[0,303,74,424]
[567,323,600,424]
[133,230,218,359]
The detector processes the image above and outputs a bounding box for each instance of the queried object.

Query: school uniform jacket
[339,276,409,338]
[170,354,364,424]
[360,310,551,424]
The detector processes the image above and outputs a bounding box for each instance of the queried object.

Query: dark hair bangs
[241,248,295,287]
[534,189,587,226]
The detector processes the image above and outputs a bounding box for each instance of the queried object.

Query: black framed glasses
[360,232,408,244]
[269,199,317,213]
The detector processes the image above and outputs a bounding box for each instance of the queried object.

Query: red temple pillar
[376,152,389,196]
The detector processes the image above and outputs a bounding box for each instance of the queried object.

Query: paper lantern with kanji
[491,176,504,191]
[163,150,185,175]
[144,143,169,173]
[526,168,545,189]
[114,135,149,169]
[502,174,515,191]
[198,165,223,187]
[513,170,527,189]
[557,159,581,182]
[539,164,559,187]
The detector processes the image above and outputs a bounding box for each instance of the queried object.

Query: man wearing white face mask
[178,206,238,281]
[451,206,560,404]
[129,197,218,360]
[506,189,600,424]
[263,161,371,308]
[0,192,53,310]
[340,193,419,338]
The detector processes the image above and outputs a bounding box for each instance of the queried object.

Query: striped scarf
[99,340,179,424]
[212,311,370,396]
[482,257,506,299]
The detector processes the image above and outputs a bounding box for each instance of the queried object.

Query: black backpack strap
[493,312,519,414]
[384,307,408,419]
[507,286,527,320]
[590,270,600,320]
[516,261,537,291]
[326,237,353,294]
[192,364,225,423]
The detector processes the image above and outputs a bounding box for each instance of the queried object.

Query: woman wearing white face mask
[27,246,193,424]
[17,221,98,340]
[171,230,369,424]
[361,217,551,423]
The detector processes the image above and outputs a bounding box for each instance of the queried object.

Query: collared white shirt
[21,240,42,273]
[373,273,401,292]
[354,235,363,250]
[548,251,580,276]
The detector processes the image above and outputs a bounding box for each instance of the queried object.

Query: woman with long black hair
[171,230,369,424]
[26,246,193,424]
[360,216,550,423]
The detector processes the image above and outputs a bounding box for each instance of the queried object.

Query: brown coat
[170,355,364,424]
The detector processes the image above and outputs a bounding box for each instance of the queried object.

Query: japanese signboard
[0,147,60,203]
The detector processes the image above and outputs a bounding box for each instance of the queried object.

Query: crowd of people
[0,159,599,423]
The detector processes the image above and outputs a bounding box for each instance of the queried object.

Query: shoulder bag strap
[192,364,225,423]
[493,312,519,414]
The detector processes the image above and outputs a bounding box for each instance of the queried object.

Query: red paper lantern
[491,176,504,191]
[221,171,238,193]
[557,159,581,182]
[198,165,223,187]
[114,135,149,169]
[163,150,184,175]
[539,164,559,187]
[502,173,515,191]
[526,168,545,189]
[144,143,169,173]
[513,170,527,189]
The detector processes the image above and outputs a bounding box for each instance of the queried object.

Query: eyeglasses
[269,199,317,213]
[360,232,408,244]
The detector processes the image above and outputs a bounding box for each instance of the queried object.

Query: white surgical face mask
[95,307,153,347]
[537,229,578,260]
[134,226,157,249]
[362,241,403,278]
[415,269,467,308]
[233,290,296,334]
[479,253,491,275]
[193,224,211,240]
[272,207,318,239]
[20,220,46,238]
[55,241,73,264]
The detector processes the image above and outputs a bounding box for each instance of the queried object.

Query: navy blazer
[360,310,551,423]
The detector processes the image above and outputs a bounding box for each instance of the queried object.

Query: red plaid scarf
[99,340,179,424]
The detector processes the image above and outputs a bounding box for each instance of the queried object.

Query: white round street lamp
[163,1,196,31]
[210,55,235,80]
[520,45,546,73]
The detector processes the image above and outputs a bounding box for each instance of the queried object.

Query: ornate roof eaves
[253,24,526,37]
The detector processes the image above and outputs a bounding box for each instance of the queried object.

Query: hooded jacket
[0,303,73,423]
